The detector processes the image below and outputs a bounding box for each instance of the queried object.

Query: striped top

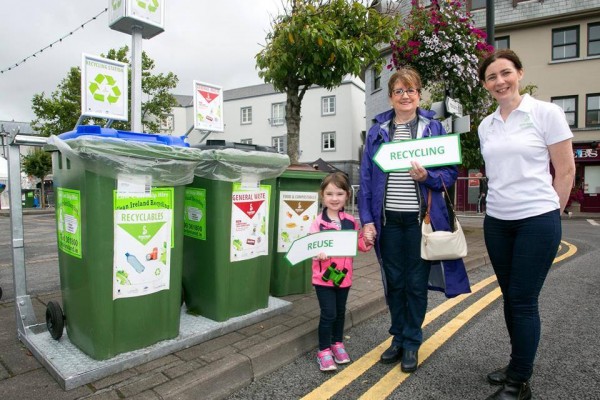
[385,123,419,212]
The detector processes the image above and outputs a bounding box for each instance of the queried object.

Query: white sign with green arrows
[81,53,129,121]
[373,135,462,172]
[285,231,358,266]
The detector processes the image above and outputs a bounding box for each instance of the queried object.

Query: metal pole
[131,26,143,133]
[486,0,495,46]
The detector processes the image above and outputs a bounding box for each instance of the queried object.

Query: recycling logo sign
[81,54,128,121]
[137,0,159,12]
[89,74,122,104]
[112,0,122,10]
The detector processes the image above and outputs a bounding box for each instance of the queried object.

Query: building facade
[366,0,600,212]
[164,76,367,184]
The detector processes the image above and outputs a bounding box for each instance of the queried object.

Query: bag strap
[424,189,432,224]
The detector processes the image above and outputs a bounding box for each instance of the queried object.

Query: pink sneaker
[331,342,351,364]
[317,349,337,371]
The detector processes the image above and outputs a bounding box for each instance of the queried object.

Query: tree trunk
[285,85,302,165]
[40,177,46,208]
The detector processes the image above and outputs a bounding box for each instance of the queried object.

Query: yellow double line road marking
[302,241,576,400]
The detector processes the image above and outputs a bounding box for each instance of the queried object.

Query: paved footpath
[0,217,490,400]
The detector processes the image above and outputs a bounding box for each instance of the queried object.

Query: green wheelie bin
[271,166,327,296]
[182,141,289,321]
[46,125,199,360]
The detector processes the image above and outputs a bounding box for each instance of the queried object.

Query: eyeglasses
[391,88,420,97]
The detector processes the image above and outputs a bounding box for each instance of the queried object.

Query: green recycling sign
[89,74,122,104]
[82,54,128,121]
[137,0,159,12]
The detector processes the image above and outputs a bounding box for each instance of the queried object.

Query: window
[160,114,174,131]
[552,26,579,60]
[240,138,253,144]
[552,96,578,128]
[241,107,252,125]
[322,96,336,116]
[494,36,510,50]
[322,132,336,151]
[589,23,600,56]
[270,103,285,126]
[272,136,286,153]
[468,0,486,11]
[586,94,600,127]
[373,71,381,91]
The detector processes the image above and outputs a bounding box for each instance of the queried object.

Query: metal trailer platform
[3,132,291,391]
[22,297,291,390]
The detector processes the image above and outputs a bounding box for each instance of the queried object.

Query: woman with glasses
[358,67,470,373]
[478,49,575,400]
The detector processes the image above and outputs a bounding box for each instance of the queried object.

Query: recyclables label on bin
[184,187,206,240]
[277,191,319,253]
[113,188,174,300]
[230,183,270,262]
[56,187,82,258]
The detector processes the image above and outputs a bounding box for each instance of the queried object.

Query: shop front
[573,142,600,213]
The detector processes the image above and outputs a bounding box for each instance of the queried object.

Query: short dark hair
[320,172,351,197]
[478,49,524,82]
[388,67,422,97]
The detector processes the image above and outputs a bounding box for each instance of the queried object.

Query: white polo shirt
[478,94,573,220]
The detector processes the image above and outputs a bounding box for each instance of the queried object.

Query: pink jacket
[309,208,372,288]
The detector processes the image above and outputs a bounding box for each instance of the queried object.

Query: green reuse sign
[56,188,82,258]
[183,187,206,240]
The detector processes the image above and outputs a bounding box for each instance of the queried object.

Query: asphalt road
[227,218,600,400]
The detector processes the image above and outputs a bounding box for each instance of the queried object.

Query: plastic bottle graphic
[125,253,145,273]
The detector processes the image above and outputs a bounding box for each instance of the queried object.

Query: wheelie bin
[46,125,199,360]
[182,140,289,321]
[271,166,327,296]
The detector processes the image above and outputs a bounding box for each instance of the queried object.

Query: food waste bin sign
[113,187,173,299]
[231,183,270,262]
[277,191,319,252]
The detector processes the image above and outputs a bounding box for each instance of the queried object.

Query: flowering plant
[389,0,494,116]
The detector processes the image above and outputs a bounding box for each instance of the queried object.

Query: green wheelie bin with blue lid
[46,125,199,360]
[182,140,289,321]
[270,165,327,296]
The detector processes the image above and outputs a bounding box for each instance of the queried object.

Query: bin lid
[192,140,277,153]
[59,125,189,147]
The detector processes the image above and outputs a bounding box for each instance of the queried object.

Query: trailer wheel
[46,301,64,340]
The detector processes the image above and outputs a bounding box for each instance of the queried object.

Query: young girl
[310,172,373,372]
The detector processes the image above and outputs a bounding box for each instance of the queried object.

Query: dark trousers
[314,285,350,351]
[484,210,561,382]
[380,211,431,351]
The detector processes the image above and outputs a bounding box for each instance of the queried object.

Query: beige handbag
[421,185,467,261]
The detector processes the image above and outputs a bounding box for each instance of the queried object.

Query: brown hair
[387,67,423,97]
[478,49,524,82]
[320,172,351,198]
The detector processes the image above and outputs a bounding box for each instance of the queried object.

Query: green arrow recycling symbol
[137,0,159,12]
[112,0,122,10]
[89,74,121,104]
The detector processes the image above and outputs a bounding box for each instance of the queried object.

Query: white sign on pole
[373,135,462,172]
[81,54,129,121]
[445,97,463,117]
[108,0,165,39]
[193,81,224,132]
[285,231,358,266]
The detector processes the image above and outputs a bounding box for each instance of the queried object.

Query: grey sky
[0,0,282,123]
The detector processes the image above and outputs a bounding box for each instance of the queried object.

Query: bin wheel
[0,286,3,300]
[46,301,64,340]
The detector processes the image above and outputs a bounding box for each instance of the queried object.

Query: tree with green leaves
[22,148,52,208]
[256,0,400,164]
[31,46,178,137]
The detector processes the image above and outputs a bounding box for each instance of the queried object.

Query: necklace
[394,115,416,125]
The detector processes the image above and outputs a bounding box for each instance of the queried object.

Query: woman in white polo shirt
[478,49,575,400]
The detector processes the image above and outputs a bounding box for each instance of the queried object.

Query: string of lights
[0,8,108,75]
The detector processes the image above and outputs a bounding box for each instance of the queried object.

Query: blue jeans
[380,211,431,351]
[484,210,561,382]
[314,285,350,351]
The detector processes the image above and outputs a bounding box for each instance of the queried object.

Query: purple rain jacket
[358,107,471,298]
